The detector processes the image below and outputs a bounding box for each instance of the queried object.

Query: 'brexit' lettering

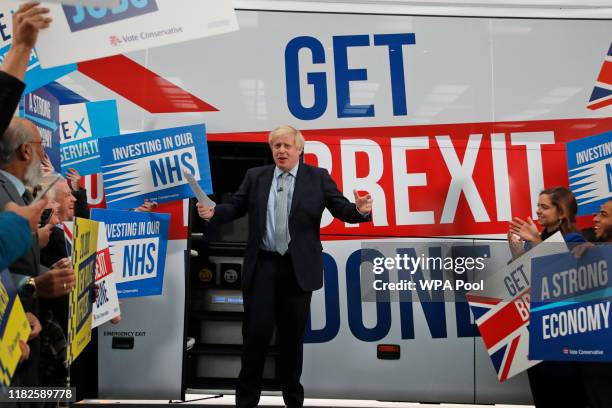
[285,33,416,120]
[299,119,612,238]
[63,0,159,32]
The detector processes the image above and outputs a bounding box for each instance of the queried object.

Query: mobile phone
[39,208,54,227]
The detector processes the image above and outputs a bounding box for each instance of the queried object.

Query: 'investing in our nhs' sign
[567,131,612,216]
[91,209,170,298]
[98,124,212,210]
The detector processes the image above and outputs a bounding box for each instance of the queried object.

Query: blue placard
[22,88,61,171]
[0,47,75,94]
[530,248,612,361]
[59,100,120,176]
[567,131,612,216]
[98,124,212,210]
[90,209,170,298]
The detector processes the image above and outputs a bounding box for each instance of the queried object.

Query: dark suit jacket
[212,163,368,292]
[0,71,26,136]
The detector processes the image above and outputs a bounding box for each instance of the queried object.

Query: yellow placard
[0,270,31,387]
[67,218,99,365]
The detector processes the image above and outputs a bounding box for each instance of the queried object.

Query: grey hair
[34,175,66,201]
[0,118,36,164]
[268,125,305,153]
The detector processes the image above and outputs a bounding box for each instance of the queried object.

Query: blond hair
[268,125,304,153]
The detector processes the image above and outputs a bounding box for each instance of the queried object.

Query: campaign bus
[36,1,612,404]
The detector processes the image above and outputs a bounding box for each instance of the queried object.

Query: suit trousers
[236,251,312,408]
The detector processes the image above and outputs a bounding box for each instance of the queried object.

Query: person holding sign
[507,186,587,407]
[2,200,45,366]
[197,125,372,408]
[0,2,52,135]
[592,199,612,243]
[571,198,612,408]
[0,200,46,370]
[0,118,74,390]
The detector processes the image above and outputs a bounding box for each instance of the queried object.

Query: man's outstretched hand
[196,202,215,220]
[353,189,372,214]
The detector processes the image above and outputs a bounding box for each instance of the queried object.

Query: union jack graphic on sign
[467,291,538,382]
[467,233,567,381]
[109,36,122,47]
[588,43,612,110]
[62,221,73,258]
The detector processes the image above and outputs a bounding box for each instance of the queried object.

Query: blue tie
[274,172,289,255]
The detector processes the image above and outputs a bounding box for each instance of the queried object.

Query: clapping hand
[509,217,541,243]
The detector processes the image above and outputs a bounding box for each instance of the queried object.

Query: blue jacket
[0,212,32,271]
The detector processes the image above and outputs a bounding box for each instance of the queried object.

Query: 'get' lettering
[285,33,416,120]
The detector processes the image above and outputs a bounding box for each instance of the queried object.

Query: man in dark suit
[197,125,372,407]
[0,2,52,135]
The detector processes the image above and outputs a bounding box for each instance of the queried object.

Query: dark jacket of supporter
[39,188,96,399]
[0,71,25,136]
[38,225,69,389]
[576,215,612,408]
[527,227,587,408]
[73,188,89,219]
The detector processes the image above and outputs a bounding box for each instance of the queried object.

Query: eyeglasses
[14,141,43,153]
[23,141,44,151]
